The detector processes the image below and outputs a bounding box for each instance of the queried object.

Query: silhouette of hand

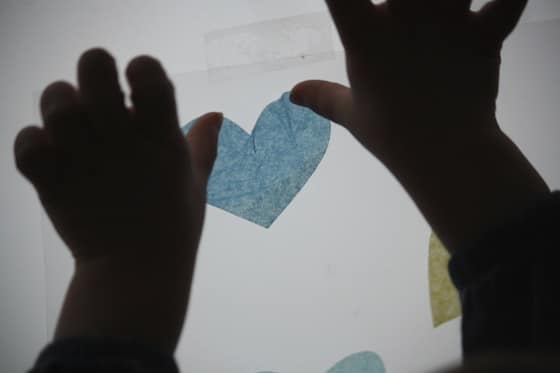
[14,49,222,263]
[292,0,527,158]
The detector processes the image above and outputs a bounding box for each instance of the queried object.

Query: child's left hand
[15,48,221,264]
[14,49,222,353]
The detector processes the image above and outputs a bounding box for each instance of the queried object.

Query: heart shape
[326,351,385,373]
[257,351,385,373]
[182,93,331,228]
[429,232,461,327]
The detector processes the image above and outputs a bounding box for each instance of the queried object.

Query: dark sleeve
[449,191,560,358]
[28,336,179,373]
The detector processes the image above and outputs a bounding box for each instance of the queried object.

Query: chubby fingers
[185,112,223,185]
[16,80,86,195]
[291,80,353,128]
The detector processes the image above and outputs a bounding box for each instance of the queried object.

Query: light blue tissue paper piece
[255,351,385,373]
[326,351,386,373]
[182,92,330,228]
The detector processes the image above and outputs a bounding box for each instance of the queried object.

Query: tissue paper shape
[256,351,385,373]
[327,351,386,373]
[182,92,331,227]
[429,233,462,327]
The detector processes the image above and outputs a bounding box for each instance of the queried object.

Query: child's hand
[292,0,549,253]
[14,49,222,352]
[292,0,527,158]
[15,49,221,263]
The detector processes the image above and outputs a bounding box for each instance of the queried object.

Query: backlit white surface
[1,1,559,372]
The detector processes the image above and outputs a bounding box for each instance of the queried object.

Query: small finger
[40,81,89,147]
[78,48,128,130]
[126,55,179,135]
[290,80,353,127]
[14,126,59,191]
[326,0,376,52]
[477,0,528,42]
[186,112,223,185]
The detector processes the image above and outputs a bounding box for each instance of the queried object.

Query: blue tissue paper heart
[327,351,385,373]
[256,351,385,373]
[182,92,330,228]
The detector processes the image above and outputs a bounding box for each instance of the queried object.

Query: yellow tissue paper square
[429,233,462,327]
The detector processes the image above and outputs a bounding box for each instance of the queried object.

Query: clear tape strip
[204,12,335,81]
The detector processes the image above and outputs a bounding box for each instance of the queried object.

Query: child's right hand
[291,0,527,159]
[292,0,550,252]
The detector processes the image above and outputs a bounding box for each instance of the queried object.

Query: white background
[1,1,559,372]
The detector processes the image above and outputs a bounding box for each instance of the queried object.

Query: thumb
[186,112,223,185]
[290,80,353,128]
